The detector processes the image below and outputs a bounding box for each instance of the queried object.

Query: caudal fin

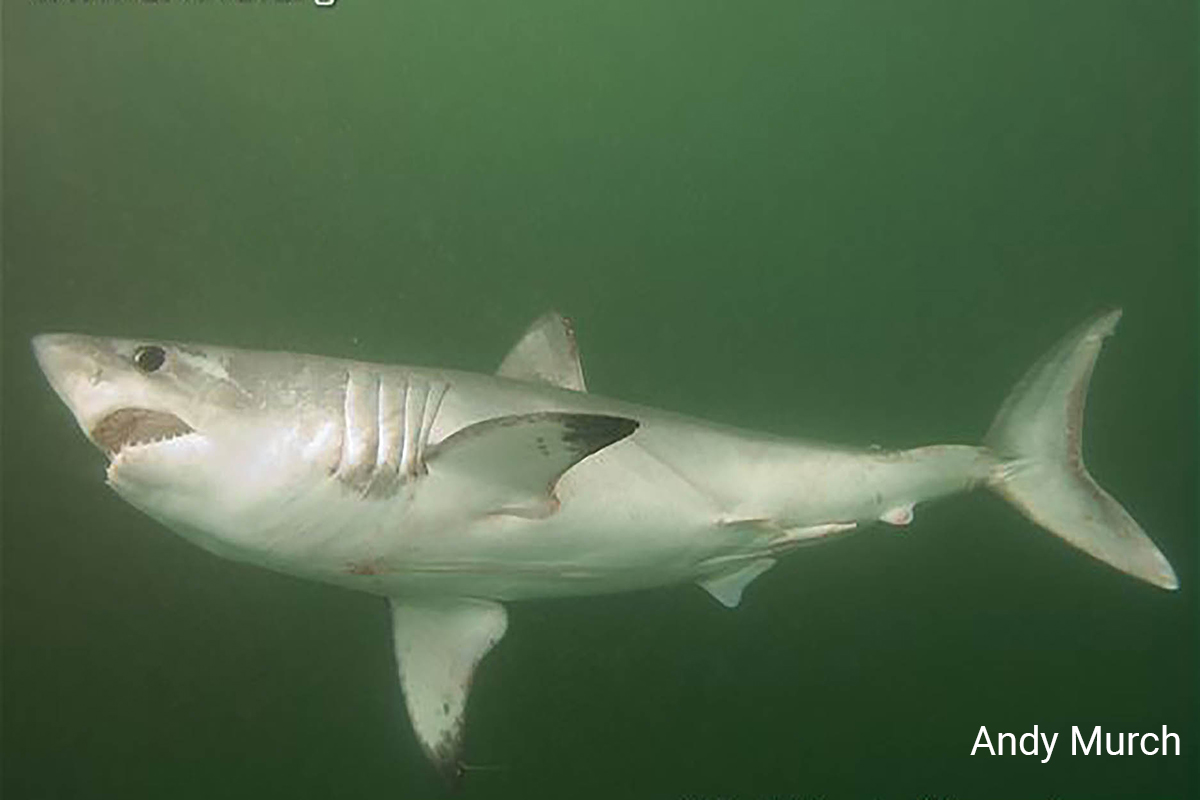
[985,309,1178,589]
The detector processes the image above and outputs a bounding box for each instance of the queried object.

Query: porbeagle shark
[32,310,1177,778]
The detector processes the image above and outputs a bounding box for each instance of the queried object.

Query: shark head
[30,333,299,548]
[32,333,254,461]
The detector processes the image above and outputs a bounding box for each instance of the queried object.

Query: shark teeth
[91,408,195,457]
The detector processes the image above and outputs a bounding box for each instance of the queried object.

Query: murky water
[4,2,1195,798]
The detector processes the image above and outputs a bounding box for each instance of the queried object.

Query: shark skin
[31,310,1177,779]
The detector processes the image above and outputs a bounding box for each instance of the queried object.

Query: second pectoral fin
[388,597,507,780]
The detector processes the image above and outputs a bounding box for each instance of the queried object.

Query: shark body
[32,310,1177,776]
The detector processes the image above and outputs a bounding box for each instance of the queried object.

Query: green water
[3,2,1195,798]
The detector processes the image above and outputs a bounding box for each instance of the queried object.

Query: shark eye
[133,345,166,373]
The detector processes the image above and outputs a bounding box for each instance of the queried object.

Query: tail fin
[985,309,1178,589]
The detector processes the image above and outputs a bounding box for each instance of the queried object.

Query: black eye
[133,345,166,373]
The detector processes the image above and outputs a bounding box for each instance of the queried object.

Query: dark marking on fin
[429,412,638,519]
[558,413,639,453]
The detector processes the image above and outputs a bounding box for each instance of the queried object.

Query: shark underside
[32,310,1177,779]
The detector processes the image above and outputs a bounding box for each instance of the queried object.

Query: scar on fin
[486,496,561,520]
[880,503,914,526]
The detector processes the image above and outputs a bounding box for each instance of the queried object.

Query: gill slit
[403,381,428,478]
[373,372,386,475]
[398,379,415,478]
[417,380,448,469]
[336,368,352,475]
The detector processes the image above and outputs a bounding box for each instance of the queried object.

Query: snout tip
[32,332,71,355]
[32,333,68,372]
[31,334,101,403]
[32,333,89,372]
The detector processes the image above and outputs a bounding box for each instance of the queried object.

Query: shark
[32,309,1177,778]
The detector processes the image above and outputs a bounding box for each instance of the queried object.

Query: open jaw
[90,408,195,457]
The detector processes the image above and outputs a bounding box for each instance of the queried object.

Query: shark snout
[32,333,204,460]
[32,332,72,369]
[32,332,124,441]
[32,333,97,398]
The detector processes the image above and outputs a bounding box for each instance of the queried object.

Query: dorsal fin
[497,311,587,391]
[388,597,508,782]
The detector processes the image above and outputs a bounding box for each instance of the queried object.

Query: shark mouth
[91,408,195,456]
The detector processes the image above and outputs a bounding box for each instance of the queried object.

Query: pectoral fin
[428,412,638,517]
[388,597,508,780]
[497,311,588,391]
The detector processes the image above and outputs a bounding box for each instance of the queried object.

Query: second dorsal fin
[497,311,587,392]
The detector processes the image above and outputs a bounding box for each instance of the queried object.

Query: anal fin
[388,597,507,780]
[880,503,914,526]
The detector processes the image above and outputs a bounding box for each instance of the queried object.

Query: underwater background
[3,1,1195,798]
